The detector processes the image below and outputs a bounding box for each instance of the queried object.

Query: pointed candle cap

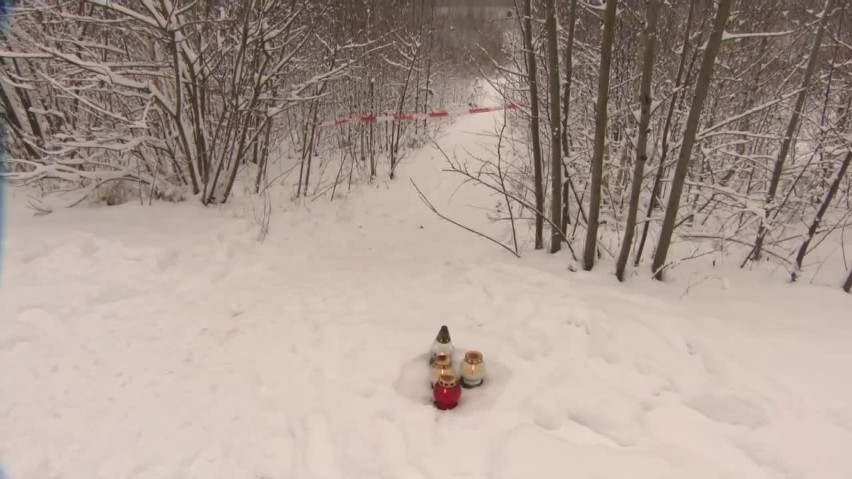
[436,325,451,344]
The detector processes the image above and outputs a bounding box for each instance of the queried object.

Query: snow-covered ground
[2,104,852,479]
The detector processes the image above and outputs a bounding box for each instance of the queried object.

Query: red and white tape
[318,103,521,128]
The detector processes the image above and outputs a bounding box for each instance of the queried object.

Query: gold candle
[430,353,453,387]
[460,351,485,388]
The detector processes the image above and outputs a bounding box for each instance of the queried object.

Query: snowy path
[2,107,852,479]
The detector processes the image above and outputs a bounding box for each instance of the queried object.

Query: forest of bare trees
[2,0,851,291]
[471,0,852,291]
[0,0,508,205]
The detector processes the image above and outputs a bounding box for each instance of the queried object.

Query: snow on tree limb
[721,30,795,42]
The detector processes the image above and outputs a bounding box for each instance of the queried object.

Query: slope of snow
[2,101,852,479]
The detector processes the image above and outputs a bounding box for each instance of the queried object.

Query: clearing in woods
[1,89,851,479]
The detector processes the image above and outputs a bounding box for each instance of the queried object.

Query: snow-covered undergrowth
[2,105,851,479]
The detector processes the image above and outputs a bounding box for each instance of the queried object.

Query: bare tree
[545,0,561,253]
[559,0,578,234]
[2,0,499,208]
[652,0,734,280]
[616,0,660,281]
[792,150,851,281]
[582,0,618,270]
[749,0,836,262]
[522,0,545,250]
[845,267,852,293]
[634,0,696,267]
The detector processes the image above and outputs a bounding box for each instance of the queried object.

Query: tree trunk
[391,40,421,180]
[8,59,44,145]
[422,1,434,133]
[559,0,578,235]
[369,79,376,179]
[652,0,733,280]
[523,0,545,250]
[792,150,851,281]
[582,0,618,270]
[751,0,834,262]
[616,0,660,282]
[634,0,696,266]
[844,268,852,293]
[254,118,273,193]
[545,0,562,253]
[0,67,41,160]
[560,0,578,160]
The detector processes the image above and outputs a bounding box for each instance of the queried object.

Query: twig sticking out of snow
[410,178,521,259]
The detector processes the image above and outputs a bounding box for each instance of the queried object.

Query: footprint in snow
[91,285,141,305]
[564,400,643,447]
[735,438,798,477]
[187,444,226,477]
[370,415,429,477]
[0,308,51,351]
[513,326,553,361]
[529,394,565,431]
[684,391,770,428]
[0,332,31,353]
[294,413,342,479]
[154,248,180,271]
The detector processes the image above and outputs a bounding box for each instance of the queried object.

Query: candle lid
[437,373,457,388]
[432,353,451,367]
[464,351,483,365]
[435,325,451,344]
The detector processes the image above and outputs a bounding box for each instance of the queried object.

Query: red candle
[433,373,462,410]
